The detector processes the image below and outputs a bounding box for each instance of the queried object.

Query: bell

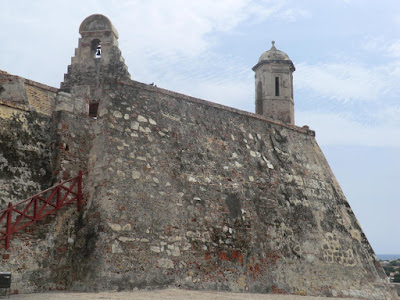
[96,48,101,56]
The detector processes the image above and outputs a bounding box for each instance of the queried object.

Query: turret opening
[256,81,263,115]
[275,77,280,96]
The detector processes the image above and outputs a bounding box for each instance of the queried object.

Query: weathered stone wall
[0,75,92,294]
[0,70,92,206]
[52,87,92,181]
[25,80,57,116]
[0,71,57,115]
[0,69,395,298]
[0,71,30,110]
[393,283,400,296]
[1,206,82,294]
[2,14,393,297]
[0,107,55,205]
[70,79,395,299]
[0,72,57,205]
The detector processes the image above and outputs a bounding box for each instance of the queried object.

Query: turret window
[275,77,280,96]
[256,81,263,115]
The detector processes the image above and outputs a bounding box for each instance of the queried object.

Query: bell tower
[60,14,131,94]
[252,41,295,124]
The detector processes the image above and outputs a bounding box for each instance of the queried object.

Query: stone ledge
[0,69,58,93]
[24,79,58,93]
[0,99,30,112]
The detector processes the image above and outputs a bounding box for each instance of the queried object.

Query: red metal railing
[0,171,86,250]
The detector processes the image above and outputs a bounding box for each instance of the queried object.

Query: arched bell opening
[91,39,102,58]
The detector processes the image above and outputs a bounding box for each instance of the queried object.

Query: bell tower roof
[79,14,119,38]
[252,41,295,71]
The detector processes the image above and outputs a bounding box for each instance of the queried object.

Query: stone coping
[0,69,316,138]
[0,99,30,112]
[118,79,316,137]
[0,70,58,93]
[24,79,58,93]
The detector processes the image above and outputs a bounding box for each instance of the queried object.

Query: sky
[0,0,399,254]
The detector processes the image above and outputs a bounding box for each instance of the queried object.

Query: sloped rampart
[75,80,395,298]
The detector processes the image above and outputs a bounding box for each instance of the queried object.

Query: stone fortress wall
[0,71,57,205]
[0,15,397,299]
[74,79,392,298]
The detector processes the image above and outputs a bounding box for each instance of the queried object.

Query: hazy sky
[0,0,399,254]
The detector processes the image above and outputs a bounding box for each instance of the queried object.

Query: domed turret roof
[258,41,291,62]
[252,41,295,71]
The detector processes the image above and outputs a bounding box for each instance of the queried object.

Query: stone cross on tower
[252,42,295,124]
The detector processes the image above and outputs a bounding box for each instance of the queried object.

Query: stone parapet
[0,70,57,116]
[118,79,315,137]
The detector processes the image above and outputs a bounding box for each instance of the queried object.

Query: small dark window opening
[91,39,101,58]
[275,77,280,96]
[256,81,263,115]
[89,103,99,118]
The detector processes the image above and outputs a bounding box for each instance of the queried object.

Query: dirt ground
[1,288,363,300]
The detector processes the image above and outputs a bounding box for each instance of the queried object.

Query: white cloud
[0,0,308,88]
[297,111,400,148]
[278,8,311,22]
[362,36,400,59]
[295,62,395,102]
[361,36,386,52]
[135,50,255,112]
[295,36,400,104]
[387,40,400,58]
[112,0,292,58]
[371,106,400,126]
[175,79,253,111]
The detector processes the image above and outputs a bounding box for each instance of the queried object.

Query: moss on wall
[0,109,55,204]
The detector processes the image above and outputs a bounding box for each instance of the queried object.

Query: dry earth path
[2,288,363,300]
